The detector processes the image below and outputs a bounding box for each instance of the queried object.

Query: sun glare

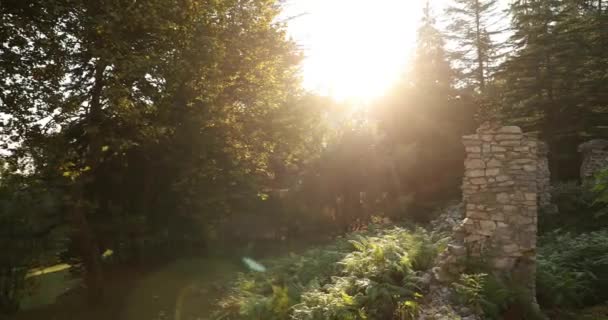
[285,0,434,101]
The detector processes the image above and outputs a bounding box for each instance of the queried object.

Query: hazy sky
[282,0,449,100]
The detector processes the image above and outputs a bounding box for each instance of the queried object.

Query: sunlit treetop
[283,0,448,102]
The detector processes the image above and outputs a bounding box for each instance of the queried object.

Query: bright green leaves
[452,273,487,310]
[270,285,292,316]
[395,298,422,320]
[60,162,91,181]
[218,227,442,319]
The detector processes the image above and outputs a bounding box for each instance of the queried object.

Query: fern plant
[537,230,608,309]
[214,226,444,319]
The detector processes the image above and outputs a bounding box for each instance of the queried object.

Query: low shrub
[541,182,607,234]
[453,256,546,320]
[450,228,608,320]
[0,172,62,315]
[578,304,608,320]
[451,273,523,320]
[213,226,446,319]
[536,230,608,309]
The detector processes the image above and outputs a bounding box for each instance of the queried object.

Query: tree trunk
[69,61,107,303]
[474,0,486,92]
[69,185,104,303]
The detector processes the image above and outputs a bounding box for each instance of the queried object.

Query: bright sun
[284,0,435,101]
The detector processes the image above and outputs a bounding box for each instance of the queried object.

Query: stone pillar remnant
[537,142,552,209]
[461,123,547,296]
[578,139,608,182]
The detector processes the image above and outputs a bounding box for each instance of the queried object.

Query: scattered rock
[429,202,464,233]
[419,272,432,289]
[447,244,465,256]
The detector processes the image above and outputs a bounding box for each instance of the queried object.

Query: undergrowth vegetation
[213,226,447,319]
[533,177,608,318]
[536,230,608,311]
[542,181,608,234]
[452,273,513,319]
[213,193,608,320]
[450,257,544,320]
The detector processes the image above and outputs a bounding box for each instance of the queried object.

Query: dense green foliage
[593,167,608,207]
[537,230,608,310]
[452,273,515,319]
[214,226,446,319]
[540,181,608,233]
[452,271,550,320]
[0,166,63,313]
[0,0,323,309]
[1,0,608,317]
[495,0,608,179]
[533,174,608,318]
[449,254,544,320]
[212,216,608,320]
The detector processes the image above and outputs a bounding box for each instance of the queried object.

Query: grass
[20,268,79,310]
[121,258,241,320]
[14,239,323,320]
[15,258,243,320]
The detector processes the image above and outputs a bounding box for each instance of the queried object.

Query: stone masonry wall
[578,139,608,182]
[537,141,552,210]
[461,123,547,296]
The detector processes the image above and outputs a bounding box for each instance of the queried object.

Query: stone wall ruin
[461,123,549,296]
[578,139,608,182]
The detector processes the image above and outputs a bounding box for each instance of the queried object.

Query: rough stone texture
[419,203,479,320]
[461,123,549,298]
[537,142,552,210]
[578,139,608,182]
[418,124,553,319]
[416,282,481,320]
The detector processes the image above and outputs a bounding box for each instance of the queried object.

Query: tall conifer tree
[446,0,502,93]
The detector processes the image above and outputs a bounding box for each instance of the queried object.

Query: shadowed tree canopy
[0,0,322,304]
[495,0,608,179]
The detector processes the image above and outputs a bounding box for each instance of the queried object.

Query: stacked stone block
[461,123,546,296]
[578,139,608,182]
[537,141,552,210]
